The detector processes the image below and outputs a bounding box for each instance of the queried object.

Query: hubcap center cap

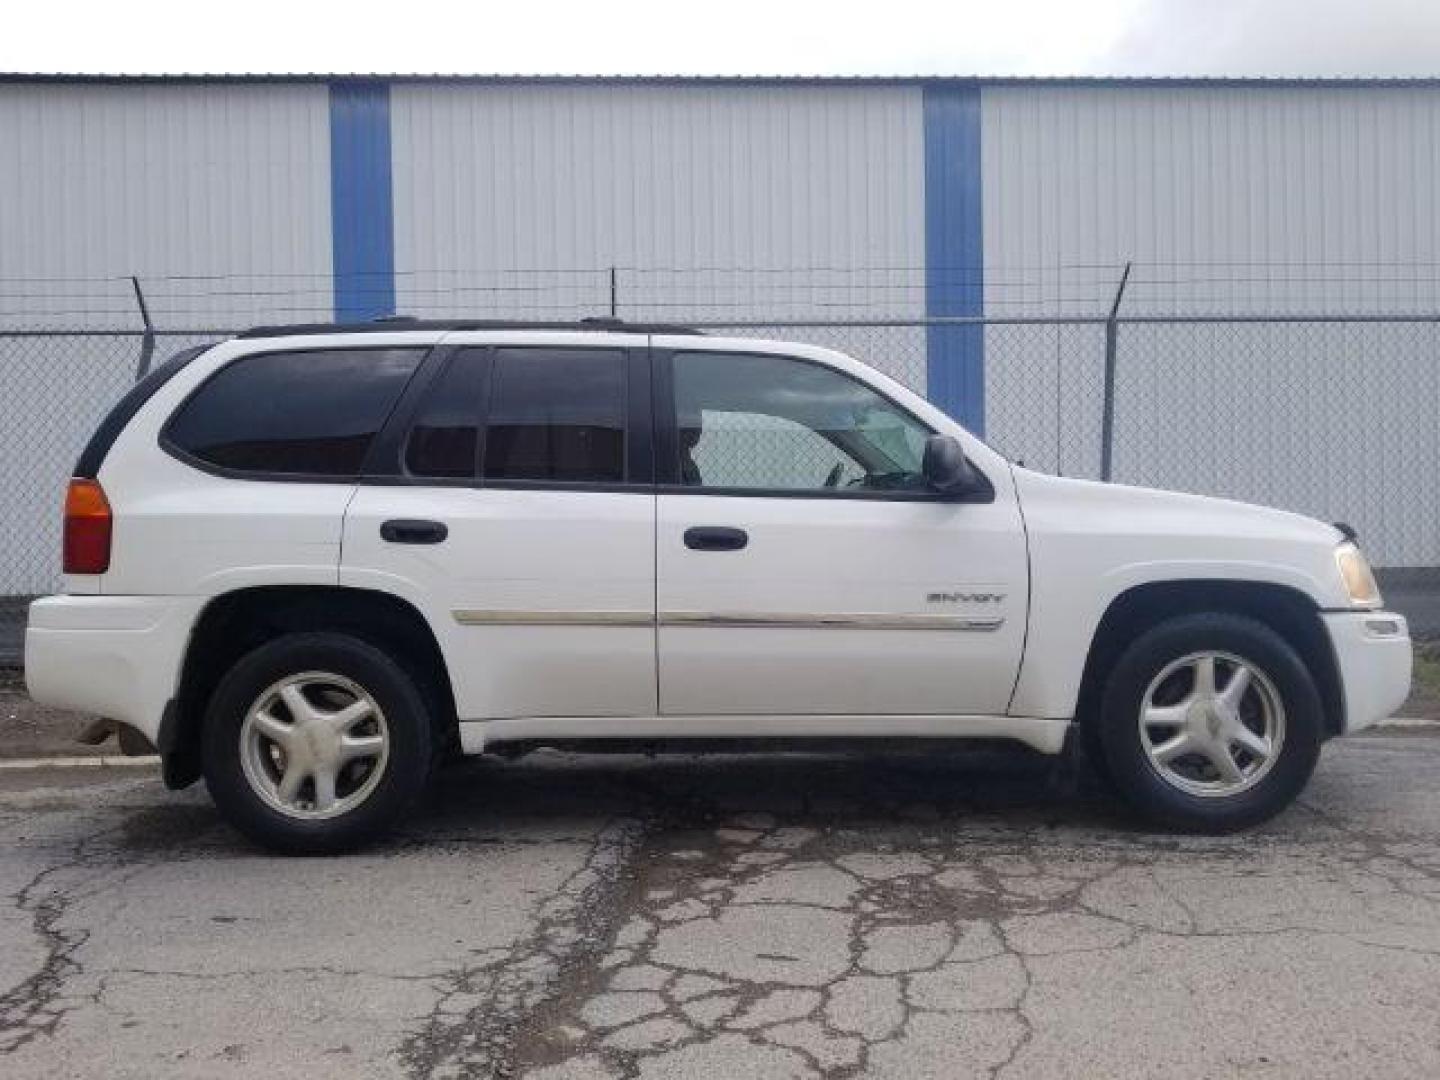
[1186,700,1211,733]
[301,724,336,764]
[1187,698,1231,740]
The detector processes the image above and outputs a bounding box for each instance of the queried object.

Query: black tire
[1096,612,1323,833]
[1079,713,1120,795]
[202,632,434,855]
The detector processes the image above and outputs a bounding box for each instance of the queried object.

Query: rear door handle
[381,519,448,545]
[684,526,748,552]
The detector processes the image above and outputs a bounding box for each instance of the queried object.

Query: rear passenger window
[165,348,423,477]
[483,348,626,483]
[406,349,486,478]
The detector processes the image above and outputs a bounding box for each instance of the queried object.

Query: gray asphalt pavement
[3,735,1440,1079]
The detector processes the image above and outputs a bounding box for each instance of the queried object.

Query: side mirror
[922,434,982,496]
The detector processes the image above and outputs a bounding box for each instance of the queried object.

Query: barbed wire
[4,260,1440,328]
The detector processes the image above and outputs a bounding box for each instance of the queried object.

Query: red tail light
[63,478,112,575]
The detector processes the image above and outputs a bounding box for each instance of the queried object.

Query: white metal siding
[3,78,1439,588]
[0,83,333,328]
[981,85,1440,565]
[981,84,1440,315]
[0,83,333,594]
[390,83,928,388]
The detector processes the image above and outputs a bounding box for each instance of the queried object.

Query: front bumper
[1322,610,1412,733]
[24,595,204,746]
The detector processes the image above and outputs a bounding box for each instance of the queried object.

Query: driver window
[672,351,933,493]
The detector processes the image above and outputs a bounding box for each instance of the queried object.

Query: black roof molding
[235,317,704,339]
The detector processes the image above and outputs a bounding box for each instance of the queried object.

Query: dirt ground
[0,670,110,759]
[1410,641,1440,721]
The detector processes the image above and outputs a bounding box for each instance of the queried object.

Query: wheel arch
[1074,579,1345,740]
[161,585,457,789]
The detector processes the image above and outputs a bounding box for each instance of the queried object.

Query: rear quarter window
[164,348,424,478]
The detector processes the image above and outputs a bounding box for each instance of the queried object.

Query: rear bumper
[24,595,203,745]
[1322,610,1412,733]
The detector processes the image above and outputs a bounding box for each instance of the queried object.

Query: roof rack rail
[235,316,704,339]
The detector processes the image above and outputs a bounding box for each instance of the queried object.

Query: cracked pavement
[2,733,1440,1078]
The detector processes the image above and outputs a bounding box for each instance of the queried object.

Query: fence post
[1099,261,1132,482]
[131,275,156,380]
[609,266,618,318]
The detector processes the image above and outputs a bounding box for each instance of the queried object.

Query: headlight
[1335,542,1381,607]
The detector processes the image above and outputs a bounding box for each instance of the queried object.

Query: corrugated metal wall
[981,84,1440,315]
[1,77,1438,585]
[0,83,335,595]
[389,83,929,388]
[980,84,1440,566]
[0,83,334,328]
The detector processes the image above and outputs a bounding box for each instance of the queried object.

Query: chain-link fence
[1,330,231,597]
[2,312,1437,599]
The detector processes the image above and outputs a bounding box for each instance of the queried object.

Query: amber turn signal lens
[63,478,112,575]
[1335,541,1380,607]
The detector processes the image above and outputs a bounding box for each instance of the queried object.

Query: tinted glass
[484,349,626,483]
[672,352,931,493]
[406,349,486,478]
[166,348,423,476]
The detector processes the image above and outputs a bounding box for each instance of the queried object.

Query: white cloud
[1108,0,1440,76]
[2,0,1435,77]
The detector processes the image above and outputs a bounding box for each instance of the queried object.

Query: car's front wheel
[202,632,434,854]
[1097,612,1323,832]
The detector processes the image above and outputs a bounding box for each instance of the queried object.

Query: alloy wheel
[1137,650,1286,798]
[238,671,391,820]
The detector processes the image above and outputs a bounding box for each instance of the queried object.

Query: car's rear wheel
[1097,612,1323,832]
[202,632,433,854]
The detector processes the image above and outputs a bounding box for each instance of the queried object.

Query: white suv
[25,321,1412,853]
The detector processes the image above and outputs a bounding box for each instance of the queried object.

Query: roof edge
[2,73,1439,89]
[235,317,704,339]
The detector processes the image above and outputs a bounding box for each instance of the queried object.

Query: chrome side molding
[452,610,653,627]
[454,610,1004,632]
[660,611,1004,631]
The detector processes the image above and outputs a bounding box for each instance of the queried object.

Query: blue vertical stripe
[923,83,985,433]
[329,81,396,322]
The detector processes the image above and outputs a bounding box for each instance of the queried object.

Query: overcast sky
[5,0,1439,77]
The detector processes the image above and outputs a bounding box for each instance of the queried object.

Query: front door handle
[684,526,748,552]
[381,519,448,545]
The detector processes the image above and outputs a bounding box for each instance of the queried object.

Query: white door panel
[343,486,656,719]
[657,493,1027,715]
